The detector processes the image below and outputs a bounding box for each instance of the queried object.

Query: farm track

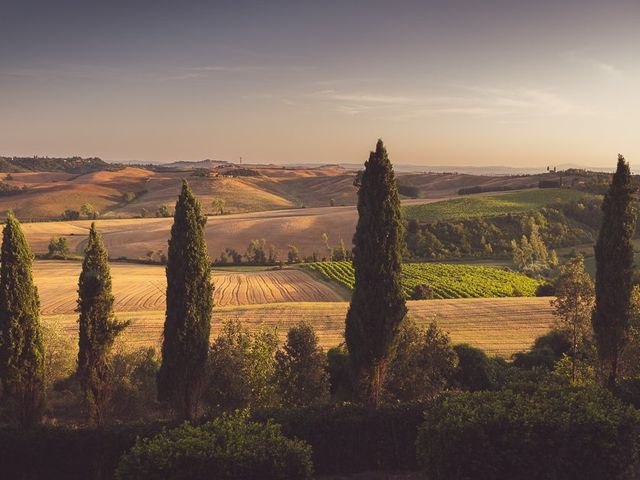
[42,297,555,357]
[33,260,345,315]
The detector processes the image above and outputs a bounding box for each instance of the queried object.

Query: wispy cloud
[311,86,590,120]
[563,51,624,80]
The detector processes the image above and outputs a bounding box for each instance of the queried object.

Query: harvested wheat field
[33,260,345,315]
[41,297,555,358]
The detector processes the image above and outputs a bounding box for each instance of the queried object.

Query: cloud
[311,86,590,119]
[563,51,624,80]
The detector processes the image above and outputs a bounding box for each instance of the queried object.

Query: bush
[275,322,330,407]
[453,344,497,391]
[535,281,556,296]
[115,412,313,480]
[410,283,434,300]
[417,386,640,480]
[386,320,456,402]
[205,321,279,413]
[111,347,161,422]
[326,345,354,402]
[513,330,571,370]
[255,402,426,475]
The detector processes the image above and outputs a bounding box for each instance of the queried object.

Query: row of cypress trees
[0,143,635,427]
[0,216,127,427]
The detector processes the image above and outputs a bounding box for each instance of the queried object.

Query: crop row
[305,261,541,299]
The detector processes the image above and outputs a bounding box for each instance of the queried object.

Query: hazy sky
[1,1,638,167]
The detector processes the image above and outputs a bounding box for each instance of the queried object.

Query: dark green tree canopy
[0,212,45,427]
[345,139,407,403]
[158,180,213,419]
[593,154,638,389]
[77,223,128,426]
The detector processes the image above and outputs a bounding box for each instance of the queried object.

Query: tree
[275,322,329,407]
[287,245,300,264]
[551,255,595,382]
[345,140,407,405]
[385,320,456,402]
[156,204,171,217]
[158,180,213,419]
[206,321,278,412]
[0,213,45,427]
[321,233,334,261]
[80,203,97,219]
[593,155,637,390]
[246,239,267,264]
[211,198,225,215]
[77,223,128,426]
[62,209,80,221]
[47,236,69,258]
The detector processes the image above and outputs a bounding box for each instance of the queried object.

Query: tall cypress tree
[0,212,45,428]
[158,180,213,419]
[593,154,637,390]
[345,140,407,405]
[77,223,127,426]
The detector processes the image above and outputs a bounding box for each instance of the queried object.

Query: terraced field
[304,262,541,298]
[33,261,344,315]
[41,297,555,357]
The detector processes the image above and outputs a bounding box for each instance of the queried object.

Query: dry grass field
[22,196,455,260]
[33,260,345,315]
[41,297,555,358]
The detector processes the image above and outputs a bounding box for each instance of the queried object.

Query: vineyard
[403,188,591,223]
[304,261,541,298]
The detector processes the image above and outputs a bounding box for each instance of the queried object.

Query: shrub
[111,347,161,422]
[535,281,556,296]
[417,386,640,480]
[255,403,425,475]
[386,320,456,402]
[512,330,571,370]
[326,345,354,402]
[410,283,434,300]
[47,236,70,258]
[205,321,279,413]
[453,344,497,391]
[275,322,330,407]
[115,412,313,480]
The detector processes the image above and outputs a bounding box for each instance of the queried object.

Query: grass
[403,188,591,223]
[304,262,541,299]
[42,297,555,357]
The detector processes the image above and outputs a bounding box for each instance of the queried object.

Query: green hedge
[254,402,426,475]
[417,386,640,480]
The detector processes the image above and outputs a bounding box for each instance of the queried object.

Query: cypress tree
[345,139,407,405]
[77,223,127,426]
[593,154,637,390]
[158,180,213,419]
[0,212,45,428]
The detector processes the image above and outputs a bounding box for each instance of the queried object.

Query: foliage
[410,283,434,300]
[158,180,213,420]
[47,236,70,258]
[77,224,129,426]
[306,261,541,299]
[205,321,279,413]
[156,204,171,217]
[255,402,426,475]
[0,212,46,428]
[345,140,407,405]
[80,203,98,219]
[275,322,330,407]
[405,196,602,260]
[41,321,75,392]
[593,155,637,389]
[111,346,160,422]
[417,386,640,480]
[453,344,498,391]
[385,320,456,402]
[245,238,267,264]
[211,197,225,215]
[62,209,80,221]
[115,412,313,480]
[551,255,595,381]
[512,330,571,370]
[326,345,354,402]
[287,244,300,264]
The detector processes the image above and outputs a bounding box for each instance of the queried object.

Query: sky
[0,0,639,167]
